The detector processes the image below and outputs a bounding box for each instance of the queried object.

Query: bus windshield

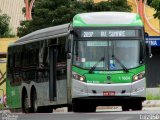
[73,40,143,71]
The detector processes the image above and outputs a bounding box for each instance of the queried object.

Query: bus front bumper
[72,78,146,98]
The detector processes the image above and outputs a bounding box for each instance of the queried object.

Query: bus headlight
[133,71,145,81]
[73,73,85,82]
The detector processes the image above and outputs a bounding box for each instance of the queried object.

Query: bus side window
[9,53,15,85]
[23,50,30,66]
[15,52,21,67]
[140,41,145,64]
[56,37,67,80]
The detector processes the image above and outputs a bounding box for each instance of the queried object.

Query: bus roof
[73,12,143,27]
[11,23,70,46]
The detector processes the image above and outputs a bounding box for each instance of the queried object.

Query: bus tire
[132,101,142,111]
[86,105,96,112]
[38,106,53,113]
[22,93,30,113]
[44,107,53,113]
[72,100,84,112]
[72,101,96,112]
[31,90,53,113]
[31,90,38,113]
[122,104,130,111]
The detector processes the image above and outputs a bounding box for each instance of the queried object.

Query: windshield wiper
[112,55,129,73]
[89,57,104,74]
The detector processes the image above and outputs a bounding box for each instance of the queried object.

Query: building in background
[0,0,24,104]
[0,0,25,35]
[0,0,159,36]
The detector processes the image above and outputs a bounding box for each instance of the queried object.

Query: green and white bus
[7,12,147,113]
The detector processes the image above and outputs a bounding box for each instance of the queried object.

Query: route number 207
[83,32,94,37]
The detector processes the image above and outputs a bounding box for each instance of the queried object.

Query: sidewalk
[142,100,160,107]
[96,100,160,110]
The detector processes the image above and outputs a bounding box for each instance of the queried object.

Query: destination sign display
[80,30,140,38]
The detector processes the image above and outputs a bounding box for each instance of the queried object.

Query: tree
[0,10,13,38]
[150,0,160,20]
[147,0,152,5]
[17,0,131,37]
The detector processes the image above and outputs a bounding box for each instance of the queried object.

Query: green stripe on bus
[72,65,145,83]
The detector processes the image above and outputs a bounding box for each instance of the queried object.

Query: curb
[142,100,160,107]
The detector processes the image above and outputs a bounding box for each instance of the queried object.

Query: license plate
[103,91,115,96]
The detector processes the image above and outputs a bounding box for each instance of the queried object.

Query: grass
[146,88,160,100]
[0,103,5,110]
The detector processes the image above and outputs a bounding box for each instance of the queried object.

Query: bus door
[49,46,57,101]
[49,45,67,103]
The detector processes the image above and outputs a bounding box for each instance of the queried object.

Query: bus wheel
[44,107,53,113]
[72,101,83,112]
[31,91,38,113]
[87,105,96,112]
[38,106,53,113]
[122,104,130,111]
[22,93,30,113]
[132,101,142,111]
[72,101,96,112]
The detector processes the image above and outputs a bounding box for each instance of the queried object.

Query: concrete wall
[0,38,17,52]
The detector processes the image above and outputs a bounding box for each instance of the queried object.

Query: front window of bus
[73,40,143,71]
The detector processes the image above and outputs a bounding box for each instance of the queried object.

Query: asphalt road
[0,108,160,120]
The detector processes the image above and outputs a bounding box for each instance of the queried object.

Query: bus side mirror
[67,53,71,59]
[145,32,152,58]
[70,30,74,35]
[70,30,78,37]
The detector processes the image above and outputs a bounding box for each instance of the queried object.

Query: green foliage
[0,103,5,110]
[0,10,14,38]
[147,88,160,100]
[147,0,152,5]
[110,0,131,11]
[17,0,132,37]
[147,92,160,100]
[150,0,160,20]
